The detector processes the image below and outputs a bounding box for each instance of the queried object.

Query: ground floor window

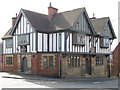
[6,57,13,66]
[68,56,80,68]
[42,56,54,69]
[96,56,104,66]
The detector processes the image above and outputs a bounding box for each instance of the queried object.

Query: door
[85,58,91,75]
[21,57,28,72]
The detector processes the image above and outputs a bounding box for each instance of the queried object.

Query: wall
[61,54,108,78]
[0,55,2,71]
[31,53,59,77]
[3,55,17,72]
[17,54,32,74]
[112,43,120,76]
[92,55,108,77]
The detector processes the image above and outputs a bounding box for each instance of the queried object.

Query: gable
[13,13,34,35]
[91,17,116,39]
[100,20,115,39]
[71,9,95,35]
[71,11,91,34]
[48,8,84,31]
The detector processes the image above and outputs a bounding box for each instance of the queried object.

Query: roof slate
[22,8,84,32]
[48,8,84,31]
[22,9,50,32]
[2,27,13,39]
[90,17,109,34]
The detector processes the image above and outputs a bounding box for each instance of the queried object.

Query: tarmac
[1,72,119,82]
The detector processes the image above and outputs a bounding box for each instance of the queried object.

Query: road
[0,72,119,88]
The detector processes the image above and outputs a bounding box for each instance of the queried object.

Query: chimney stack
[48,2,58,18]
[12,13,17,26]
[91,13,96,19]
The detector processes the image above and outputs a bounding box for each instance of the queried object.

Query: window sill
[73,43,85,46]
[100,46,109,49]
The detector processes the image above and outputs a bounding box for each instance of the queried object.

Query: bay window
[73,33,85,45]
[100,38,109,48]
[6,39,13,48]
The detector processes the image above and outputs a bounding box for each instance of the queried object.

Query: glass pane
[78,56,80,66]
[6,39,13,48]
[72,56,74,67]
[18,34,29,45]
[43,56,48,69]
[49,56,53,68]
[68,56,71,68]
[75,56,77,67]
[6,57,13,65]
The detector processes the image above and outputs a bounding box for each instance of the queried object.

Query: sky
[0,0,119,51]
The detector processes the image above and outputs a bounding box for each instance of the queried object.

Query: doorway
[21,57,28,72]
[85,58,91,75]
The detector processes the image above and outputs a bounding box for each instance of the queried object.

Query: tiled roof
[22,8,84,32]
[2,27,13,39]
[90,17,109,34]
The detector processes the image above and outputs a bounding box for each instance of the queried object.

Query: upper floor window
[18,34,30,46]
[6,39,13,48]
[100,38,109,48]
[73,33,85,45]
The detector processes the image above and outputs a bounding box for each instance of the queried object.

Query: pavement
[0,72,118,82]
[0,72,119,88]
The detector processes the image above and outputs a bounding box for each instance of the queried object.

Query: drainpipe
[58,54,61,78]
[58,33,61,78]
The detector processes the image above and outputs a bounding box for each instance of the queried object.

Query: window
[73,33,85,45]
[102,57,103,65]
[68,56,71,68]
[49,56,53,68]
[42,56,54,69]
[6,39,13,48]
[43,56,48,69]
[95,56,104,66]
[78,57,80,66]
[6,57,13,66]
[72,56,74,67]
[100,38,109,48]
[75,56,77,67]
[18,34,30,46]
[68,56,80,68]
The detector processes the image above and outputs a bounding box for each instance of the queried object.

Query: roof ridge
[58,7,84,14]
[21,8,48,16]
[91,17,109,20]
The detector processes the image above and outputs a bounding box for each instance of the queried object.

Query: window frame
[100,38,109,48]
[95,56,104,66]
[73,33,85,46]
[18,34,30,46]
[6,38,13,48]
[42,55,54,69]
[5,56,13,66]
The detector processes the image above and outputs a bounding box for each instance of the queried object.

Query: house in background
[2,3,116,78]
[0,42,3,71]
[112,42,120,76]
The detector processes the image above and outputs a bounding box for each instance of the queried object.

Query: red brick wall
[3,55,17,72]
[31,54,38,75]
[112,43,120,76]
[32,54,59,77]
[0,55,2,71]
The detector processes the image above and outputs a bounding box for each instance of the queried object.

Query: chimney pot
[49,2,52,7]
